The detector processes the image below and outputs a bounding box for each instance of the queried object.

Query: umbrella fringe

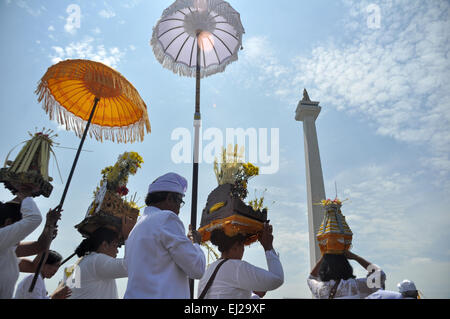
[36,81,150,144]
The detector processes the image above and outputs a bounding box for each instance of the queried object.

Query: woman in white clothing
[308,251,385,299]
[0,194,60,299]
[197,222,284,299]
[15,250,71,299]
[68,217,134,299]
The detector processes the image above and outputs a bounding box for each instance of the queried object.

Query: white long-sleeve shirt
[0,197,42,299]
[197,249,284,299]
[67,252,127,299]
[307,269,386,299]
[14,274,49,299]
[124,206,206,299]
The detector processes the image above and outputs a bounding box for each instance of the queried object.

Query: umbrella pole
[190,33,202,299]
[28,97,100,293]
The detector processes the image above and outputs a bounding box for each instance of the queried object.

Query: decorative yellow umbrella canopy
[29,59,150,293]
[36,59,151,143]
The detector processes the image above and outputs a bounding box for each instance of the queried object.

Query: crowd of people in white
[0,173,419,299]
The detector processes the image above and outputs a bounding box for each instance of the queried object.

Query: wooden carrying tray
[198,214,265,245]
[199,184,267,246]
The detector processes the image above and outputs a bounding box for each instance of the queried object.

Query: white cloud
[242,36,289,79]
[99,8,116,19]
[293,0,450,177]
[49,37,125,68]
[237,1,450,179]
[14,0,42,16]
[48,25,55,32]
[326,162,450,261]
[92,27,101,35]
[122,0,142,9]
[274,229,309,256]
[64,22,77,35]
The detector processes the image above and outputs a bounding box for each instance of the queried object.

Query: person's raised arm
[18,253,46,273]
[258,222,274,252]
[15,206,61,257]
[232,222,284,293]
[344,250,371,270]
[0,197,42,251]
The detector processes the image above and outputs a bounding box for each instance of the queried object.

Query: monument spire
[295,89,326,268]
[302,88,311,102]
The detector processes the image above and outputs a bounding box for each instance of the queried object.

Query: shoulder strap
[198,259,229,299]
[328,279,341,299]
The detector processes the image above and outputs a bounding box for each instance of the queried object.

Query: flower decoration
[243,163,259,177]
[321,198,342,206]
[248,189,267,211]
[213,145,259,200]
[116,186,129,196]
[96,151,143,201]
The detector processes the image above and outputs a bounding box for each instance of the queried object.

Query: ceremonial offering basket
[198,183,267,245]
[316,199,353,255]
[0,131,56,198]
[75,152,143,241]
[198,146,267,246]
[75,185,139,238]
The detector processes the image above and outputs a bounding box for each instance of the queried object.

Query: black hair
[318,253,356,282]
[145,191,180,206]
[46,250,63,265]
[75,227,119,257]
[210,229,247,253]
[0,201,22,226]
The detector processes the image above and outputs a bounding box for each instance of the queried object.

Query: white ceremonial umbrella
[151,1,244,237]
[151,0,244,298]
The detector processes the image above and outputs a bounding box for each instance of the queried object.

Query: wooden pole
[28,97,100,292]
[189,32,202,299]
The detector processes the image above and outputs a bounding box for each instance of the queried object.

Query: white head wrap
[397,279,417,293]
[147,172,188,197]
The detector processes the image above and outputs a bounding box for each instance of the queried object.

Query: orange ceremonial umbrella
[37,59,150,143]
[29,59,150,292]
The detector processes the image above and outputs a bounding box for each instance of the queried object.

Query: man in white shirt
[124,172,206,299]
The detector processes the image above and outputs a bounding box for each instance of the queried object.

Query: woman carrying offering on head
[308,251,385,299]
[197,222,284,299]
[67,216,135,299]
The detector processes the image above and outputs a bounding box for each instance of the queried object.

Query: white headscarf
[147,172,188,196]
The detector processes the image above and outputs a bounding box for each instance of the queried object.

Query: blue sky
[1,0,449,298]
